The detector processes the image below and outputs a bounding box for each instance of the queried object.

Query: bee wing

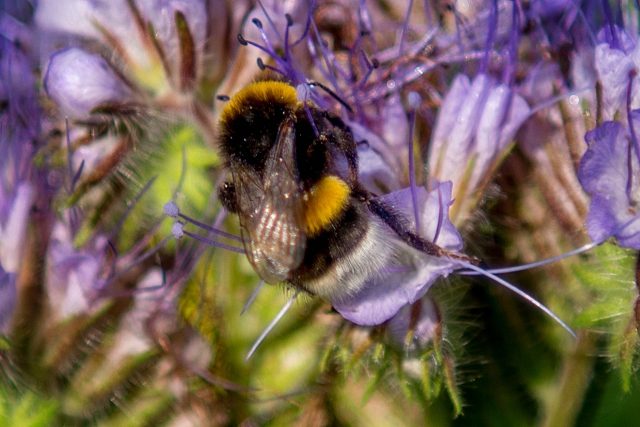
[232,116,306,283]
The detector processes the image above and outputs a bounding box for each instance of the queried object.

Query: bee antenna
[246,291,300,360]
[307,81,353,113]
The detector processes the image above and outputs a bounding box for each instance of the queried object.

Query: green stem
[540,331,596,427]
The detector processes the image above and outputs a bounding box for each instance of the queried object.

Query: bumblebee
[217,79,458,301]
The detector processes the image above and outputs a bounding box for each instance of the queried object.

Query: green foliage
[0,389,59,427]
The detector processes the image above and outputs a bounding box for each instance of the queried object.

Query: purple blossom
[0,18,39,331]
[332,182,462,326]
[594,42,640,120]
[0,265,16,332]
[36,0,208,93]
[578,119,640,248]
[428,73,530,222]
[386,295,440,349]
[45,222,107,320]
[44,48,135,120]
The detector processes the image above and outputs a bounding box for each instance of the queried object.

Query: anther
[252,18,263,29]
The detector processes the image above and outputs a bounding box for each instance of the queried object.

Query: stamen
[252,18,289,72]
[459,242,600,275]
[406,91,421,233]
[397,0,414,56]
[309,17,341,89]
[291,0,314,47]
[503,0,520,85]
[297,87,320,136]
[625,71,640,166]
[433,184,444,245]
[283,13,293,60]
[241,280,265,315]
[355,52,379,91]
[480,0,499,74]
[164,201,242,242]
[111,177,157,240]
[98,235,172,293]
[106,267,169,299]
[454,260,576,337]
[602,0,621,50]
[257,0,283,41]
[181,227,245,254]
[246,291,299,360]
[256,57,286,76]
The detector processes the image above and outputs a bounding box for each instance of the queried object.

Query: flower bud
[44,48,134,120]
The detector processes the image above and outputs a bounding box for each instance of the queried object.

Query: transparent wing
[231,116,306,283]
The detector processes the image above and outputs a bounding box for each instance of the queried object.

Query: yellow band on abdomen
[303,176,350,235]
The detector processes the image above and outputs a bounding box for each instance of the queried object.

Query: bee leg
[218,181,238,213]
[366,197,442,256]
[364,195,479,264]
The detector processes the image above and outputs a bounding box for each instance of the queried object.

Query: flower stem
[540,330,596,427]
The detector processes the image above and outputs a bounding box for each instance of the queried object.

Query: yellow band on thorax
[303,175,350,235]
[219,81,298,124]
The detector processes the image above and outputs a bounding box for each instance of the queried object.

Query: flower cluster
[2,0,640,425]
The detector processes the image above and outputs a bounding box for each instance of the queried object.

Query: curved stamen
[458,242,600,275]
[246,291,299,360]
[406,92,421,233]
[241,280,266,315]
[164,201,242,242]
[454,260,576,337]
[480,0,498,74]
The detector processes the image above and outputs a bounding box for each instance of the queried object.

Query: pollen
[303,176,350,236]
[220,80,298,124]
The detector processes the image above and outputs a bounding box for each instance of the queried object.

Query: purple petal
[44,48,133,119]
[0,266,16,333]
[429,74,470,170]
[35,0,105,39]
[474,84,529,185]
[578,121,640,247]
[357,145,401,193]
[137,0,207,64]
[381,93,410,150]
[46,223,106,319]
[594,43,635,120]
[429,74,492,184]
[0,183,33,273]
[332,182,462,325]
[387,296,439,348]
[529,0,572,19]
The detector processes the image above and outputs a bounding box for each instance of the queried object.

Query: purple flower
[578,119,640,248]
[36,0,208,93]
[386,296,440,349]
[0,265,16,332]
[428,74,530,223]
[45,222,107,320]
[585,25,640,120]
[332,182,462,326]
[0,18,40,331]
[44,48,135,120]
